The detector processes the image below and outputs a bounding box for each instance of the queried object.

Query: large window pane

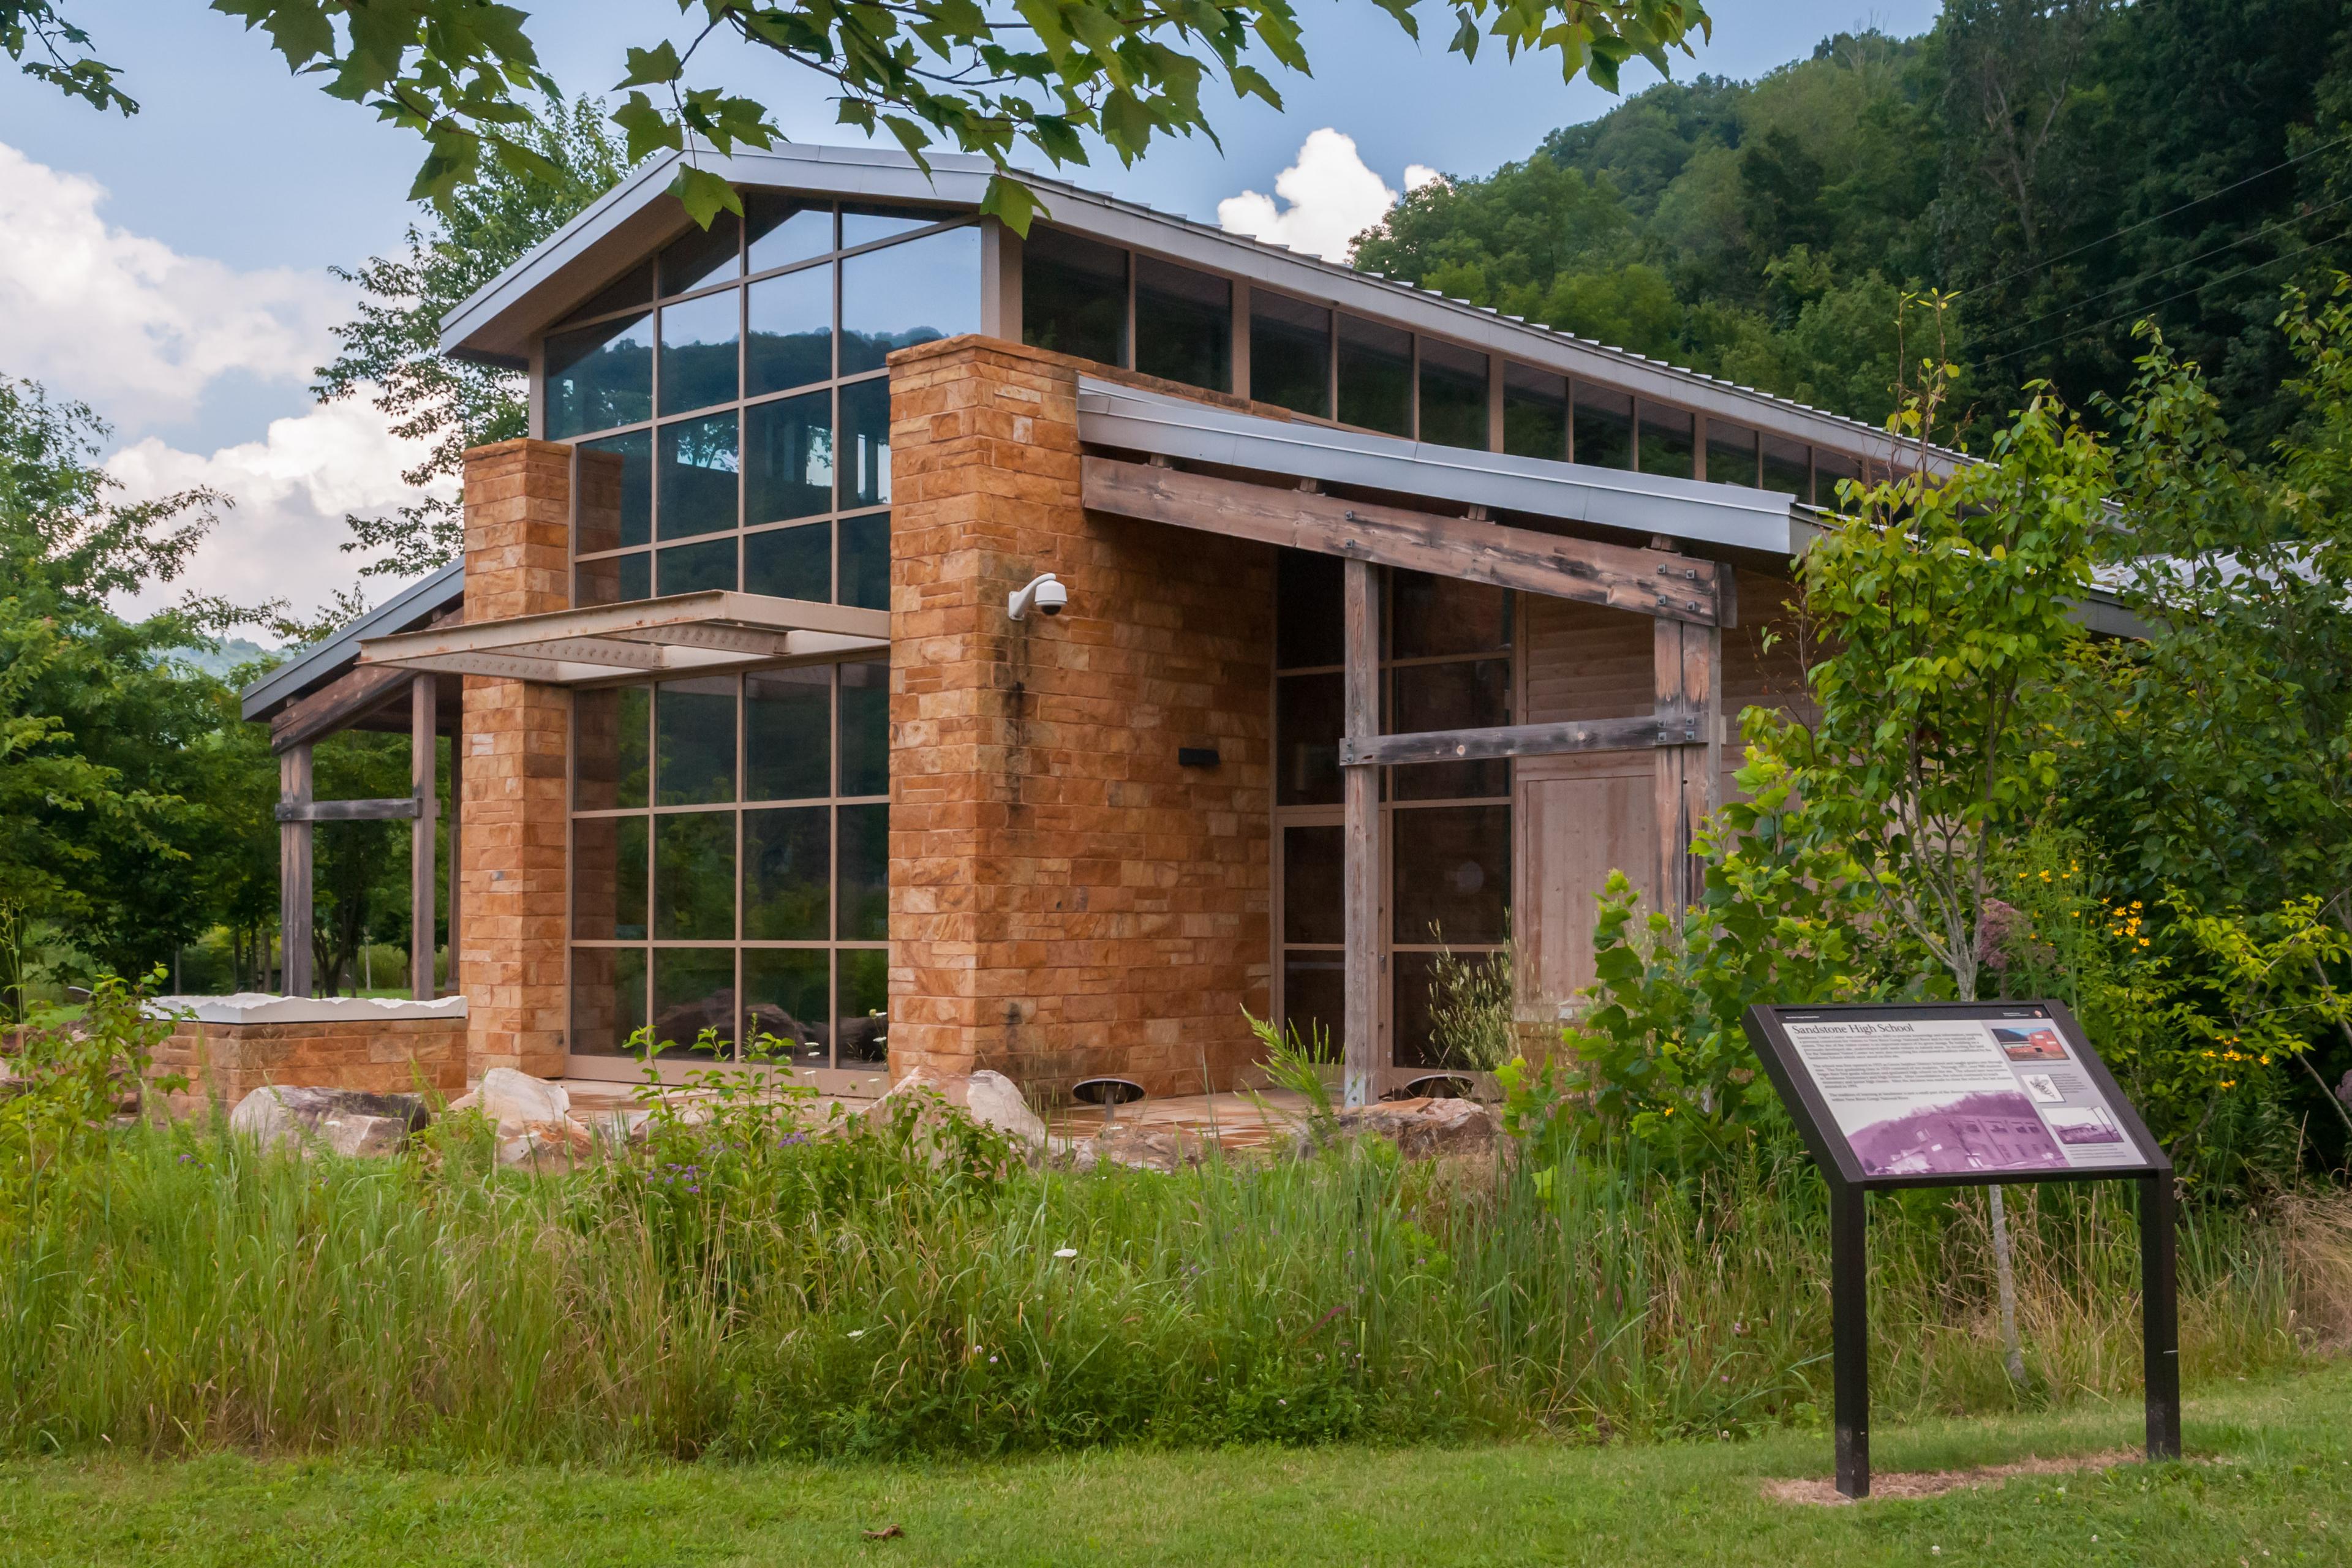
[1706,420,1759,486]
[1417,339,1488,450]
[570,816,649,941]
[1393,571,1509,659]
[1282,824,1343,946]
[1250,293,1330,418]
[843,203,943,246]
[1392,659,1510,802]
[1571,383,1634,470]
[744,389,832,525]
[837,802,889,941]
[657,412,739,538]
[744,806,829,940]
[561,260,652,328]
[1502,364,1567,460]
[576,430,651,552]
[655,677,737,805]
[654,811,736,941]
[1281,952,1345,1058]
[658,289,740,415]
[747,195,832,273]
[657,538,735,595]
[1393,950,1460,1070]
[1022,225,1126,366]
[1276,549,1343,670]
[652,946,735,1056]
[1762,434,1812,500]
[745,521,830,603]
[747,265,833,396]
[839,949,888,1066]
[1392,804,1509,946]
[840,511,889,611]
[1638,402,1695,480]
[569,946,647,1056]
[1135,256,1230,391]
[659,211,741,296]
[840,658,889,797]
[840,226,980,375]
[1815,450,1861,509]
[746,666,831,803]
[1276,673,1342,807]
[546,312,652,439]
[745,947,830,1061]
[577,551,650,608]
[573,684,650,810]
[1337,315,1411,435]
[837,377,891,509]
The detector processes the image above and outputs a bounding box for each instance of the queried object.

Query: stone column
[458,438,573,1080]
[886,337,1273,1098]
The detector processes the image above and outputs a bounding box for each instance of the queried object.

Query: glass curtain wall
[1270,552,1512,1071]
[551,194,982,612]
[570,659,891,1069]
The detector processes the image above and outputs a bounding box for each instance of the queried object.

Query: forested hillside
[1354,1,2352,451]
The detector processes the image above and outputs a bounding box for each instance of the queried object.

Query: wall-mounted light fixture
[1007,572,1067,621]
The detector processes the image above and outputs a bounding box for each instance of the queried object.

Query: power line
[1978,225,2352,372]
[1961,129,2352,299]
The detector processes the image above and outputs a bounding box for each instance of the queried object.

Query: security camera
[1008,572,1068,620]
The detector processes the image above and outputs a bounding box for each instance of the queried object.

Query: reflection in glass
[1763,434,1812,501]
[1392,571,1510,658]
[578,551,652,606]
[562,260,652,327]
[747,265,832,395]
[1638,402,1695,480]
[838,378,891,508]
[840,226,979,375]
[655,811,736,940]
[655,677,737,805]
[843,203,943,246]
[659,210,740,296]
[1281,952,1345,1058]
[568,945,647,1055]
[1393,949,1451,1069]
[657,537,735,594]
[1276,550,1342,670]
[1706,420,1759,486]
[1250,293,1330,419]
[546,312,652,439]
[576,431,651,552]
[747,194,832,272]
[744,806,829,939]
[745,521,830,603]
[1276,673,1342,807]
[839,659,889,797]
[744,389,832,524]
[570,816,649,941]
[1502,364,1568,460]
[652,946,735,1055]
[1572,383,1634,469]
[658,289,740,415]
[837,802,889,941]
[745,947,830,1061]
[1417,339,1488,450]
[1337,315,1411,436]
[573,684,650,810]
[746,666,831,802]
[1391,804,1509,945]
[840,511,889,610]
[1022,225,1128,366]
[657,412,739,538]
[1392,660,1510,801]
[1815,450,1861,509]
[839,948,888,1065]
[1135,257,1230,391]
[1282,824,1343,946]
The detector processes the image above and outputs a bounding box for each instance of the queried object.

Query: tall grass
[0,1115,2337,1461]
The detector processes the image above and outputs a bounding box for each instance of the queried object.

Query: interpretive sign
[1741,1002,2177,1499]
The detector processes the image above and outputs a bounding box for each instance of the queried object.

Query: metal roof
[238,557,466,723]
[440,143,1964,475]
[1077,376,1804,556]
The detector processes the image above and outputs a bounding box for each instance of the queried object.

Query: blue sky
[0,1,1939,617]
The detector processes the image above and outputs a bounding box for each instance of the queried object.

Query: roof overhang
[357,591,889,685]
[241,558,466,724]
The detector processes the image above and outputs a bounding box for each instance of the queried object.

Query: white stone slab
[144,992,469,1025]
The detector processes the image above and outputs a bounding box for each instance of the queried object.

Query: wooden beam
[410,674,437,1003]
[268,605,461,753]
[445,738,462,1001]
[1341,714,1686,767]
[1653,617,1723,914]
[1342,557,1380,1110]
[1082,456,1726,626]
[275,797,429,823]
[279,744,314,998]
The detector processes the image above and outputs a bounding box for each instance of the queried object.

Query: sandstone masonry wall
[156,1017,467,1115]
[887,337,1273,1097]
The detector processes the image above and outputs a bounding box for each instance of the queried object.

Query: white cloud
[1217,129,1413,263]
[1404,164,1446,194]
[0,141,349,432]
[107,396,445,621]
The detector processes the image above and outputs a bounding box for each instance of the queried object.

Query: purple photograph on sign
[1844,1090,2068,1177]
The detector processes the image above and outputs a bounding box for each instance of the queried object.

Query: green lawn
[6,1365,2349,1567]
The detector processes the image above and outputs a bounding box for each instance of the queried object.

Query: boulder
[1067,1125,1199,1174]
[1330,1097,1497,1160]
[470,1068,571,1127]
[229,1086,429,1157]
[866,1068,1048,1148]
[497,1117,598,1171]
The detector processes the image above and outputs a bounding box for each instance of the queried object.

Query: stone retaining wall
[149,995,469,1114]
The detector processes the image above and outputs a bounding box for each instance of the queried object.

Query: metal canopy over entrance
[356,591,891,685]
